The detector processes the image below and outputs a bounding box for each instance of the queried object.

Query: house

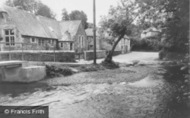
[0,5,87,52]
[85,28,101,50]
[95,29,130,53]
[118,35,131,53]
[141,27,161,39]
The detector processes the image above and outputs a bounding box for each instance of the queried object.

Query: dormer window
[0,11,9,22]
[4,29,15,46]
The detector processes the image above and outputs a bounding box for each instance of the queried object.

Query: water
[0,81,52,97]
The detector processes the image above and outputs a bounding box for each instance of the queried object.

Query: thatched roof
[0,6,81,41]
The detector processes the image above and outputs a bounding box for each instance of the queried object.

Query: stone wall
[0,50,75,62]
[84,50,106,60]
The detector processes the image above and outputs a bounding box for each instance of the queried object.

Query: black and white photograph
[0,0,189,118]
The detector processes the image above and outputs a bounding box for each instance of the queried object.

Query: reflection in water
[0,81,53,97]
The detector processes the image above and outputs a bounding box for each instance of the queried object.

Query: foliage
[61,8,69,21]
[6,0,38,13]
[87,23,94,28]
[138,0,189,52]
[69,10,88,29]
[36,2,55,19]
[131,38,162,51]
[5,0,55,19]
[46,65,73,78]
[60,9,88,29]
[99,0,147,62]
[100,0,189,63]
[101,60,119,69]
[78,64,105,72]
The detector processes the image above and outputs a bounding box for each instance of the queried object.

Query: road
[78,51,159,64]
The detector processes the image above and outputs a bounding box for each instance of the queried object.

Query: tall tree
[69,10,88,29]
[6,0,39,14]
[61,8,69,21]
[100,0,145,63]
[137,0,189,52]
[163,0,189,52]
[36,2,55,19]
[5,0,55,19]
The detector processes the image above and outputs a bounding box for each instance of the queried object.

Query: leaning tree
[100,0,148,63]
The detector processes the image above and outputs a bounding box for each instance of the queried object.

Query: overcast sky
[0,0,118,24]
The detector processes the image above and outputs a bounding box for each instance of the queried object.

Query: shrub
[101,60,119,69]
[78,64,105,72]
[131,38,162,51]
[46,65,73,78]
[159,49,167,60]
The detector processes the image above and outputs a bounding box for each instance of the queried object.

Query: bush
[78,64,105,72]
[131,38,162,51]
[159,49,167,60]
[46,65,73,78]
[101,60,119,69]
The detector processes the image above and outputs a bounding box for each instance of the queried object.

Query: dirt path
[77,51,159,64]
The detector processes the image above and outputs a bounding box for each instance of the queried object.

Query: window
[31,38,35,43]
[81,36,83,47]
[38,39,41,45]
[38,39,43,45]
[52,40,54,45]
[78,35,81,45]
[70,43,73,50]
[4,29,15,46]
[42,39,44,45]
[79,35,84,47]
[60,42,63,47]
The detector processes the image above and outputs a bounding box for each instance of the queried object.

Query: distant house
[97,29,131,53]
[0,6,87,52]
[141,27,161,39]
[118,35,131,53]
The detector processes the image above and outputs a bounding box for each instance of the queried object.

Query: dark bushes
[46,65,73,78]
[101,60,119,69]
[131,38,162,51]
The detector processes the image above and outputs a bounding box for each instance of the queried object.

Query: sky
[0,0,119,24]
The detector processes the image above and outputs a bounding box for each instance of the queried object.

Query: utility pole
[93,0,97,64]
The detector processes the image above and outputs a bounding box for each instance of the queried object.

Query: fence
[0,42,75,62]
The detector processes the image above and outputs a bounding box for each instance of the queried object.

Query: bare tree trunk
[104,34,125,63]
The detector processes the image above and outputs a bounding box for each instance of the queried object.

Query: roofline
[59,40,74,42]
[59,20,82,23]
[22,35,58,40]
